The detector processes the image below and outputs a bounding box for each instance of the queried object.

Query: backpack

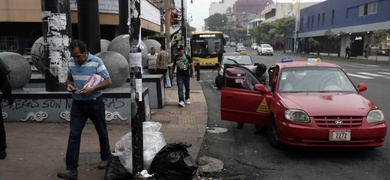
[0,57,11,79]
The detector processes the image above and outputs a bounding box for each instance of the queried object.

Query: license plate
[329,130,351,141]
[235,79,242,83]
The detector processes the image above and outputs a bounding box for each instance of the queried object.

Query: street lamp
[293,0,300,53]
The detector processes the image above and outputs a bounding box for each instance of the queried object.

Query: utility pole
[119,0,129,34]
[41,0,72,91]
[77,0,101,54]
[165,0,170,48]
[129,0,144,175]
[293,0,300,54]
[181,0,186,49]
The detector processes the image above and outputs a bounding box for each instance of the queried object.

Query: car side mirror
[357,83,367,92]
[254,62,259,66]
[254,84,270,93]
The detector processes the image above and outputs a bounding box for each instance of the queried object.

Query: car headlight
[367,109,385,123]
[284,109,310,123]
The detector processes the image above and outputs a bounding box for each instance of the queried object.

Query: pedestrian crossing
[347,72,390,79]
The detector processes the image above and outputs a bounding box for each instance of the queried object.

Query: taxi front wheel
[267,115,284,149]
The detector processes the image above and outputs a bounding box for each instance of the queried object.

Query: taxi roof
[275,61,341,69]
[223,52,249,56]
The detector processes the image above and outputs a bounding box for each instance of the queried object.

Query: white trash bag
[112,121,166,172]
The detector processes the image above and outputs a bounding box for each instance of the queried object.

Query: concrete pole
[181,0,186,49]
[293,0,300,53]
[119,0,129,34]
[76,0,101,54]
[129,0,144,175]
[165,0,171,48]
[41,0,72,91]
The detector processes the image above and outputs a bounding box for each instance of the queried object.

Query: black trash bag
[104,154,133,180]
[149,142,198,180]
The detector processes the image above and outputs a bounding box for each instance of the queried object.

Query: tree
[250,22,276,44]
[371,29,388,62]
[324,29,341,56]
[205,13,227,31]
[308,37,320,55]
[273,16,295,53]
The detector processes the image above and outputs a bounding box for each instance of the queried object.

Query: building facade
[299,0,390,57]
[209,0,238,16]
[0,0,161,54]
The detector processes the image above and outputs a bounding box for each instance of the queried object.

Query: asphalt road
[197,47,390,180]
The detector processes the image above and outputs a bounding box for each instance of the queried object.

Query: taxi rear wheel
[215,76,223,89]
[268,115,283,149]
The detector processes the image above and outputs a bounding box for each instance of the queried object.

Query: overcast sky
[187,0,325,32]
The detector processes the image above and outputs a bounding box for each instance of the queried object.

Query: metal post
[181,0,186,48]
[293,0,300,54]
[165,0,171,48]
[196,62,200,81]
[41,0,72,91]
[129,0,144,175]
[119,0,129,34]
[77,0,101,54]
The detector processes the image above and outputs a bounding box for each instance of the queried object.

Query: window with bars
[0,32,18,52]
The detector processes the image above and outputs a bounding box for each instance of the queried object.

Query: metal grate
[314,116,363,128]
[0,32,18,52]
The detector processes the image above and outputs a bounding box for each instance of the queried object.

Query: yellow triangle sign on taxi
[256,99,269,114]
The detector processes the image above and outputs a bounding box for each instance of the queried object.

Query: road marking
[365,65,380,67]
[347,73,373,79]
[357,72,384,77]
[378,72,390,75]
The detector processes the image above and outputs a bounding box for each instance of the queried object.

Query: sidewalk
[0,78,208,180]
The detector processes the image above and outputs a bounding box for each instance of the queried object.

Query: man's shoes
[57,169,78,180]
[98,160,108,169]
[178,101,185,107]
[236,122,244,129]
[0,150,6,160]
[185,99,191,105]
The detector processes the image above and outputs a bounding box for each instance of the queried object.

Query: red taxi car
[221,61,387,148]
[215,52,255,89]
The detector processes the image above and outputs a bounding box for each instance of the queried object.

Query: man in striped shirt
[57,40,112,180]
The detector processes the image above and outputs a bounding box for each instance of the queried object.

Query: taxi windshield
[278,67,357,93]
[222,55,252,65]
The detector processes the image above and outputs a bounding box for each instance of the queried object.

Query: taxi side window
[269,65,279,91]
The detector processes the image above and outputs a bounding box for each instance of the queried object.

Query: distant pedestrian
[345,46,350,59]
[0,58,16,160]
[156,45,171,87]
[147,47,158,74]
[172,45,195,107]
[57,40,112,180]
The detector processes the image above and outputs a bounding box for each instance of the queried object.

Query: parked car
[251,43,258,50]
[257,44,274,56]
[230,42,236,47]
[215,52,254,89]
[220,61,387,149]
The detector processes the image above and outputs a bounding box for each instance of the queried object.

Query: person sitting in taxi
[238,64,269,133]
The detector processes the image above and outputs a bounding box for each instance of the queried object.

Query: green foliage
[372,29,388,45]
[308,38,320,47]
[205,13,228,31]
[224,27,246,41]
[250,17,294,47]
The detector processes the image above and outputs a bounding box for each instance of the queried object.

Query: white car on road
[250,43,258,50]
[257,44,274,56]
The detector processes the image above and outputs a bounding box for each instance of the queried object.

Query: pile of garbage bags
[104,121,198,180]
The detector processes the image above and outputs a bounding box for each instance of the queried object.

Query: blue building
[298,0,390,57]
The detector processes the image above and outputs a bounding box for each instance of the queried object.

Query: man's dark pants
[176,75,190,102]
[65,96,110,172]
[0,106,6,151]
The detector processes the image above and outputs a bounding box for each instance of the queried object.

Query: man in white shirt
[146,47,158,74]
